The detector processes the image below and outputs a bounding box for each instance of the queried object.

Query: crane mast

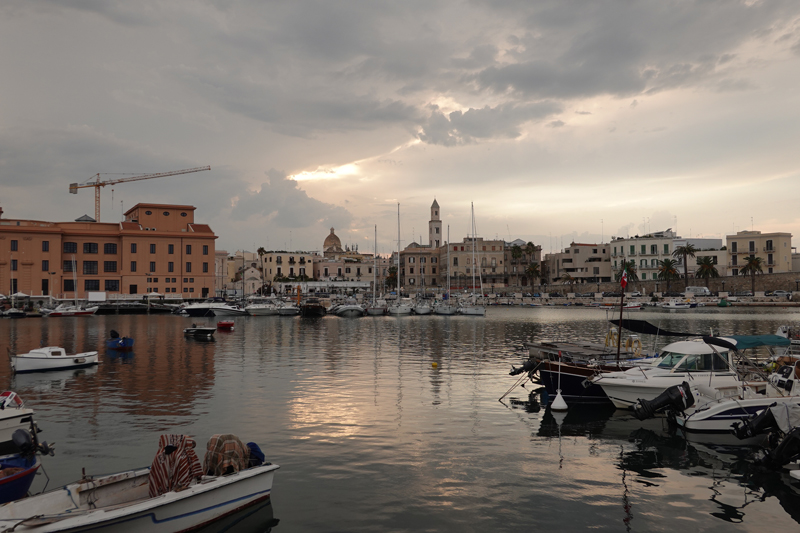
[69,165,211,222]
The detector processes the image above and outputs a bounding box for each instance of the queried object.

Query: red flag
[620,270,628,289]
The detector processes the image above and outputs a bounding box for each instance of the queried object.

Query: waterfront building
[544,243,612,288]
[611,229,677,283]
[671,238,727,280]
[399,241,439,291]
[504,239,543,288]
[0,203,216,300]
[446,236,505,292]
[262,251,315,281]
[725,230,793,275]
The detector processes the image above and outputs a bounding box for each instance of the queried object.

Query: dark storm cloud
[233,169,352,229]
[418,101,562,145]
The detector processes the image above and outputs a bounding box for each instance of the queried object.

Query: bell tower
[428,199,442,248]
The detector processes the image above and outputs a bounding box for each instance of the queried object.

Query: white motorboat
[388,298,413,315]
[182,298,229,318]
[184,325,216,338]
[0,462,279,532]
[2,308,26,319]
[335,299,365,318]
[245,299,281,316]
[10,347,99,374]
[413,301,433,315]
[433,302,457,315]
[0,392,36,454]
[210,304,249,317]
[458,302,486,316]
[660,299,696,310]
[590,338,740,409]
[277,302,300,316]
[46,304,98,317]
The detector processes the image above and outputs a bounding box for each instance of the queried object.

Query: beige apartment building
[446,236,506,291]
[0,203,217,300]
[545,242,612,288]
[726,230,793,275]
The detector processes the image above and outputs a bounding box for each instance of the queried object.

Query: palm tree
[672,244,698,290]
[657,258,680,291]
[614,260,639,288]
[560,273,577,294]
[740,255,764,294]
[526,262,541,286]
[511,244,523,262]
[695,256,720,288]
[387,265,398,290]
[525,242,537,261]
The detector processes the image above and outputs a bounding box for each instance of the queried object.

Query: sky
[2,0,799,256]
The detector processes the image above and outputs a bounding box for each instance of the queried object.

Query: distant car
[532,293,541,298]
[628,291,642,297]
[523,293,532,297]
[663,291,682,297]
[734,291,753,297]
[603,291,622,297]
[773,290,791,297]
[548,292,563,298]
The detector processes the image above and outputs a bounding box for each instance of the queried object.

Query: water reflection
[194,498,279,533]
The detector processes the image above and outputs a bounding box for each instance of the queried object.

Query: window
[130,284,138,294]
[409,267,414,274]
[42,260,49,272]
[105,280,120,291]
[345,267,351,274]
[186,262,192,273]
[766,240,774,251]
[186,245,192,255]
[203,245,209,255]
[168,244,174,254]
[150,262,156,272]
[432,267,437,274]
[150,244,156,254]
[181,212,187,217]
[168,262,174,272]
[640,244,646,254]
[203,262,208,273]
[104,261,117,273]
[10,259,17,271]
[64,242,78,253]
[749,241,755,252]
[732,256,738,266]
[84,243,98,254]
[163,211,170,216]
[63,260,76,272]
[731,242,738,253]
[104,243,117,254]
[42,241,49,252]
[184,278,189,283]
[574,249,579,254]
[732,268,739,276]
[663,244,669,254]
[650,245,657,255]
[453,258,458,266]
[10,240,18,251]
[189,278,194,283]
[84,280,100,291]
[629,245,635,254]
[131,261,137,272]
[131,243,137,253]
[64,279,75,292]
[83,261,98,275]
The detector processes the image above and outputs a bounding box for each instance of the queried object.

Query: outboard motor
[12,428,33,456]
[110,330,120,339]
[756,427,800,469]
[732,402,779,440]
[510,359,538,376]
[633,381,695,421]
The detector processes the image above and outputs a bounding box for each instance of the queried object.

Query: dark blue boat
[106,330,135,351]
[0,453,39,504]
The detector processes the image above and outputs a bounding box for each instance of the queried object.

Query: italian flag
[620,269,628,289]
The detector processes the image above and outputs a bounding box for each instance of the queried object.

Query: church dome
[324,227,343,252]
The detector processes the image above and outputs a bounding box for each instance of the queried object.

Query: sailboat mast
[471,203,476,296]
[373,224,377,305]
[447,225,450,297]
[396,203,400,293]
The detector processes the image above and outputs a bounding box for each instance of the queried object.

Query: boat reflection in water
[194,499,279,533]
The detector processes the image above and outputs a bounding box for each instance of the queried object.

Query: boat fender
[604,331,618,348]
[625,337,643,356]
[74,358,86,364]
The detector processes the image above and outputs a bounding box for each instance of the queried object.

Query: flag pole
[617,268,626,362]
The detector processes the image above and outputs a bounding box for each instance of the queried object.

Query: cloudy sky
[2,0,799,255]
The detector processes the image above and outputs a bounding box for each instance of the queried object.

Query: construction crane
[69,166,211,222]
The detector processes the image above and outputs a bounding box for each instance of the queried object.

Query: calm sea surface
[2,306,800,531]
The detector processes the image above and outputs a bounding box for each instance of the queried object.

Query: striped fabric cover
[148,434,204,497]
[203,434,250,476]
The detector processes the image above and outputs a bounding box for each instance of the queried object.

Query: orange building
[0,204,217,300]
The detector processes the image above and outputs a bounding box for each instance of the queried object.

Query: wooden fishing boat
[0,463,280,532]
[10,347,98,374]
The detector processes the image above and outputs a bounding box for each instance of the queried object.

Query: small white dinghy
[10,347,98,374]
[0,434,279,533]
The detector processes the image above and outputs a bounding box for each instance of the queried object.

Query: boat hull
[677,396,800,433]
[387,305,412,315]
[210,308,249,317]
[458,306,485,316]
[183,307,218,318]
[0,411,36,455]
[0,454,39,504]
[106,338,134,351]
[0,464,279,533]
[595,373,739,409]
[538,362,616,406]
[336,308,365,318]
[433,305,457,315]
[47,307,98,317]
[11,352,99,374]
[365,307,386,316]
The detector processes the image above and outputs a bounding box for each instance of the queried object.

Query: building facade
[0,203,217,300]
[726,230,793,275]
[545,242,612,287]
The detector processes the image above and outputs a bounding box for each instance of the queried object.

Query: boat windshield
[658,351,730,371]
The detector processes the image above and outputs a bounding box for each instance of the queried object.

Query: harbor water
[2,306,800,531]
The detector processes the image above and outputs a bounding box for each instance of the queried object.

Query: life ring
[605,330,618,348]
[625,337,642,356]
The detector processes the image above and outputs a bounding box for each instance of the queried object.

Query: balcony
[763,247,775,253]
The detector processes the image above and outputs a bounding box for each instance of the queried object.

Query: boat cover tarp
[149,435,203,497]
[726,335,791,349]
[203,434,250,476]
[611,319,700,337]
[770,403,800,434]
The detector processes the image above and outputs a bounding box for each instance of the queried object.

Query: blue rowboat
[106,332,134,351]
[0,453,39,504]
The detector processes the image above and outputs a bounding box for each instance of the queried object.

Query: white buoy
[551,350,569,411]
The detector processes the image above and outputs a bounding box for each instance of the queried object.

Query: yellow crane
[69,165,211,222]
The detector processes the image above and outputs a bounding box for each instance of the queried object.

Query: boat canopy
[725,334,790,350]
